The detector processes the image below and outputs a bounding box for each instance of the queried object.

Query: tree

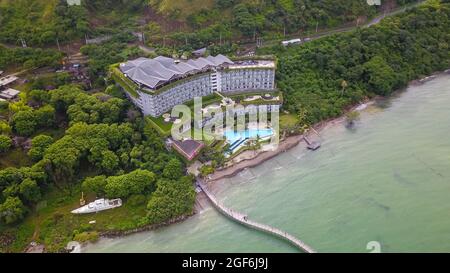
[29,89,50,105]
[12,110,37,136]
[34,105,56,127]
[0,168,18,191]
[28,135,54,161]
[346,111,360,127]
[200,164,215,178]
[0,121,11,135]
[162,158,183,180]
[363,56,397,96]
[105,170,156,199]
[146,177,196,224]
[19,178,41,203]
[233,4,265,37]
[82,176,107,196]
[0,196,26,225]
[100,150,119,173]
[0,135,12,153]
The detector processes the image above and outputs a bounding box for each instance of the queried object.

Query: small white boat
[71,198,122,214]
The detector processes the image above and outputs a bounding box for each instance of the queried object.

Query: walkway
[197,180,316,253]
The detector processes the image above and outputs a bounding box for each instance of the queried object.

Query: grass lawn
[146,116,172,136]
[280,113,299,129]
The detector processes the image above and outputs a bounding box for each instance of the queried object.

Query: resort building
[113,55,276,117]
[0,88,20,101]
[0,75,18,89]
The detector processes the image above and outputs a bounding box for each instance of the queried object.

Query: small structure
[304,136,321,151]
[79,192,86,206]
[0,75,18,88]
[0,88,20,100]
[282,38,302,46]
[67,0,81,5]
[170,138,205,161]
[71,198,122,214]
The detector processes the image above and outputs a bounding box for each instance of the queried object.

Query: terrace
[146,90,283,137]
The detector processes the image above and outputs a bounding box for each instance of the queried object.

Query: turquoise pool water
[224,128,274,152]
[224,128,274,143]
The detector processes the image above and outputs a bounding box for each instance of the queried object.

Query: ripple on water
[84,74,450,253]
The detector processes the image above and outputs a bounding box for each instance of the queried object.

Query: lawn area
[279,113,299,129]
[146,116,172,137]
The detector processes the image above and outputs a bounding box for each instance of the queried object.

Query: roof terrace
[119,55,233,90]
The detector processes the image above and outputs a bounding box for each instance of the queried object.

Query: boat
[71,198,122,214]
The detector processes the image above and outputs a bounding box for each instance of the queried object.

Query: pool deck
[207,134,306,182]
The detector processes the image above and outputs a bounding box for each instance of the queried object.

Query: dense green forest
[0,46,63,71]
[0,84,195,251]
[262,1,450,125]
[0,0,419,48]
[0,0,146,46]
[150,0,419,49]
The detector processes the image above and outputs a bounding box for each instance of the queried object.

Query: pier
[197,180,316,253]
[303,136,321,150]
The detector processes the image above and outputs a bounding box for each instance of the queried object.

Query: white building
[0,88,20,100]
[0,75,18,88]
[282,38,302,46]
[115,55,277,117]
[67,0,81,6]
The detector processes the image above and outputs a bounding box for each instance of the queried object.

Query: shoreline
[203,68,450,188]
[80,69,450,252]
[79,100,370,252]
[204,99,375,184]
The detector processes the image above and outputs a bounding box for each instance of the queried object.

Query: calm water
[84,74,450,253]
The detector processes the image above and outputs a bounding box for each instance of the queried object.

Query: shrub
[0,135,12,153]
[73,231,99,243]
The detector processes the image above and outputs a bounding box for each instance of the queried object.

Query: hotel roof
[119,55,233,89]
[171,138,205,161]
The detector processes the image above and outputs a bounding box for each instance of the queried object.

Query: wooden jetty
[303,136,321,150]
[197,181,316,253]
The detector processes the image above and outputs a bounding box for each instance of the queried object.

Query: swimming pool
[223,128,274,154]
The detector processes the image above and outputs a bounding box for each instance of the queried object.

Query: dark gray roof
[172,139,205,160]
[120,55,233,89]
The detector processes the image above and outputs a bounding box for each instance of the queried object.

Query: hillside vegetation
[0,0,419,48]
[0,0,146,46]
[265,0,450,126]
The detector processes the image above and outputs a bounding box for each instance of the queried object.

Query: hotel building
[113,55,277,117]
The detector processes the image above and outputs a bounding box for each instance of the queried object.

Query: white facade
[118,57,277,117]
